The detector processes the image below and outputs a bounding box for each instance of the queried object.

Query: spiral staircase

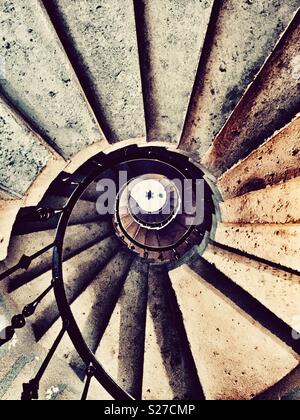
[0,0,300,401]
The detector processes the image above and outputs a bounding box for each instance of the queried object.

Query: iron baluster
[81,365,96,401]
[21,207,64,223]
[0,282,54,347]
[21,327,66,401]
[0,243,55,282]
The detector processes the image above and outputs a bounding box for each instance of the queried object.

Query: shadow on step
[147,265,205,400]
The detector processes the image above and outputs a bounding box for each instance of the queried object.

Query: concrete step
[78,257,149,399]
[0,286,84,400]
[0,200,22,261]
[220,176,300,224]
[46,0,145,143]
[203,243,300,331]
[180,1,300,158]
[0,341,84,400]
[115,258,148,399]
[3,221,113,293]
[0,0,105,159]
[202,8,300,176]
[257,365,300,400]
[142,309,173,400]
[135,0,213,144]
[218,114,300,200]
[40,250,138,398]
[215,223,300,271]
[67,249,133,378]
[169,263,299,400]
[0,95,63,198]
[10,236,120,341]
[14,196,107,235]
[142,265,203,400]
[39,275,115,400]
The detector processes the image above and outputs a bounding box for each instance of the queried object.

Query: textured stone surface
[39,261,118,400]
[136,0,213,144]
[26,236,120,340]
[80,258,148,399]
[0,200,21,261]
[257,366,300,400]
[143,265,202,400]
[117,258,148,399]
[39,249,135,398]
[215,223,300,271]
[3,222,113,293]
[60,250,132,380]
[203,8,300,175]
[0,286,83,401]
[181,0,300,158]
[218,115,300,200]
[203,244,300,329]
[0,0,104,158]
[48,0,145,143]
[143,310,174,400]
[0,345,82,401]
[220,176,300,224]
[169,264,298,400]
[0,98,53,197]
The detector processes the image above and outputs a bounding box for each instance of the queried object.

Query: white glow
[130,179,167,213]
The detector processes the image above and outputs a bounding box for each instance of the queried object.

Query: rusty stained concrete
[203,243,300,330]
[218,114,300,200]
[215,223,300,272]
[143,265,202,400]
[202,7,300,176]
[220,176,300,224]
[181,0,300,161]
[169,263,298,400]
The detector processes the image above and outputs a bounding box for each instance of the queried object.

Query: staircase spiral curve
[0,0,300,401]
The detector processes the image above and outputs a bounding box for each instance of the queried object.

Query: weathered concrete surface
[40,321,113,399]
[3,222,113,293]
[0,200,22,261]
[0,97,56,197]
[0,285,83,400]
[39,267,117,400]
[180,0,300,159]
[39,249,138,398]
[203,244,300,330]
[67,250,133,375]
[0,0,104,158]
[40,195,102,225]
[202,8,300,176]
[136,0,213,144]
[257,366,300,400]
[117,258,148,399]
[215,223,300,271]
[218,114,300,200]
[143,265,203,400]
[220,176,300,224]
[143,310,174,400]
[21,236,120,340]
[0,343,82,400]
[68,257,148,399]
[169,264,299,400]
[64,140,108,174]
[48,0,145,143]
[0,94,65,262]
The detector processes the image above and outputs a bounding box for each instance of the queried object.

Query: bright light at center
[130,179,167,213]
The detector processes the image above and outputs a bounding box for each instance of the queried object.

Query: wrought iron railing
[0,144,217,400]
